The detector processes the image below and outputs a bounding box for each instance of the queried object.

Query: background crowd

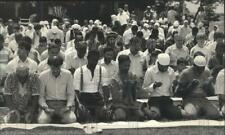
[0,3,224,123]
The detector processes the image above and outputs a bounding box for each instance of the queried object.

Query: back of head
[118,55,130,65]
[18,40,32,52]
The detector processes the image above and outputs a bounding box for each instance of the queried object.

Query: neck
[19,57,27,62]
[87,64,96,71]
[104,59,111,65]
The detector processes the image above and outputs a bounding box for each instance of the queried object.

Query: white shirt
[6,56,38,74]
[142,64,175,97]
[99,59,118,85]
[165,44,189,66]
[190,44,210,61]
[65,54,87,70]
[117,13,129,25]
[141,29,151,40]
[123,28,135,45]
[117,49,145,78]
[74,65,108,93]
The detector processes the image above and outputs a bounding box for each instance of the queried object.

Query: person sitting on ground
[110,55,146,121]
[38,55,76,124]
[3,65,40,123]
[176,55,221,119]
[142,53,185,120]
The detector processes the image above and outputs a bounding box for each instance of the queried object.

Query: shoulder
[61,68,71,75]
[39,69,50,78]
[27,57,38,65]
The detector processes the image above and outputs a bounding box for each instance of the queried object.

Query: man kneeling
[3,65,40,123]
[38,55,76,124]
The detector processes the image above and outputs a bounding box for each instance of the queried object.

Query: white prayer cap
[43,20,49,25]
[89,20,93,23]
[184,20,188,23]
[131,21,137,26]
[39,21,44,25]
[52,19,58,23]
[158,53,170,66]
[154,22,160,27]
[193,56,206,67]
[72,24,81,30]
[173,21,179,27]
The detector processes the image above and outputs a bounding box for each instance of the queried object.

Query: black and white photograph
[0,0,224,134]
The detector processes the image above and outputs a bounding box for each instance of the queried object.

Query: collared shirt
[65,53,87,70]
[0,47,13,77]
[165,44,189,66]
[142,64,175,97]
[4,72,40,111]
[74,65,108,93]
[39,69,74,107]
[6,56,38,74]
[117,49,145,78]
[123,29,135,45]
[99,58,118,85]
[215,69,225,95]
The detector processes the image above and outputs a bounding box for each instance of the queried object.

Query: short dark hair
[34,24,42,31]
[39,36,47,43]
[47,55,64,67]
[15,33,23,42]
[54,38,61,46]
[87,50,100,59]
[131,25,138,32]
[22,36,32,46]
[137,31,143,38]
[103,47,114,54]
[129,37,141,46]
[118,55,130,65]
[76,41,87,50]
[18,40,31,52]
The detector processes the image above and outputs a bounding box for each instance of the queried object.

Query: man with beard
[142,53,184,120]
[3,65,40,123]
[176,55,220,119]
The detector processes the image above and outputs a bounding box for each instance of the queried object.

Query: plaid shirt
[4,73,40,111]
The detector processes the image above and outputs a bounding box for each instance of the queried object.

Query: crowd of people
[0,3,224,124]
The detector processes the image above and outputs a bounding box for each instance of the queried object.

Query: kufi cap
[157,53,170,66]
[143,23,149,28]
[154,22,160,27]
[193,56,206,67]
[43,21,49,25]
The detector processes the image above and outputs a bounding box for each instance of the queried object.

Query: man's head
[129,37,141,55]
[177,58,188,72]
[87,50,100,67]
[15,33,23,43]
[103,47,114,64]
[183,20,188,27]
[48,43,60,57]
[74,32,84,43]
[118,55,131,73]
[146,38,156,53]
[124,4,129,11]
[214,32,224,43]
[17,41,31,61]
[157,53,170,72]
[15,65,29,81]
[193,55,206,74]
[213,25,218,31]
[192,27,198,36]
[22,36,32,46]
[39,36,47,47]
[106,31,117,45]
[131,25,138,35]
[76,41,87,59]
[174,34,184,49]
[48,55,64,78]
[0,34,4,49]
[196,33,205,47]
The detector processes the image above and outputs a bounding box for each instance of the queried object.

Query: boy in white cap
[142,53,184,120]
[176,55,220,119]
